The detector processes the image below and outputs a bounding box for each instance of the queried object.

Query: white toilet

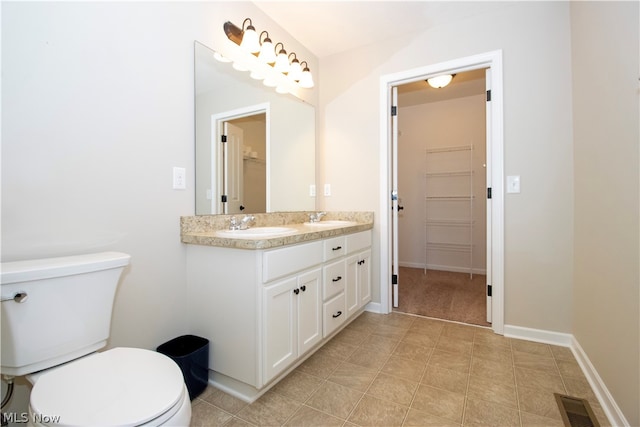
[0,252,191,426]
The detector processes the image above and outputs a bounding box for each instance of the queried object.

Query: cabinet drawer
[323,292,346,337]
[346,231,372,254]
[263,241,323,283]
[323,260,346,300]
[323,236,346,261]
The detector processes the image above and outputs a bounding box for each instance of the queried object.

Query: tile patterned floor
[190,312,609,426]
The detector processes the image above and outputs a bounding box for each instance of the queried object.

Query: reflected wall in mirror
[195,41,316,215]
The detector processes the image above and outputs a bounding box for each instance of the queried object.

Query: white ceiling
[254,1,514,59]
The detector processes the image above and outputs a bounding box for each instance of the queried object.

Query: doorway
[379,50,505,335]
[395,69,489,326]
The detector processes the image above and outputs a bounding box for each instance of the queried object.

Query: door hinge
[487,187,492,199]
[487,284,492,297]
[486,90,492,102]
[392,274,398,285]
[221,195,227,202]
[391,106,397,116]
[221,135,227,143]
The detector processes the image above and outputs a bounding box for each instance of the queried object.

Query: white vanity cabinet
[186,228,371,402]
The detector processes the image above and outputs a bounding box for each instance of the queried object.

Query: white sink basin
[303,220,358,227]
[216,226,297,239]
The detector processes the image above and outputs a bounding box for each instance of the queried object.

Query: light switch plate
[309,184,316,197]
[324,184,331,196]
[173,167,186,190]
[507,175,520,193]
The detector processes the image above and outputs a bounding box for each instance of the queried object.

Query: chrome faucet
[308,211,327,223]
[229,215,255,230]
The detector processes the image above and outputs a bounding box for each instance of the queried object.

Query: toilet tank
[1,252,130,376]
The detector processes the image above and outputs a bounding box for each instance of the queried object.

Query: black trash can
[157,335,209,400]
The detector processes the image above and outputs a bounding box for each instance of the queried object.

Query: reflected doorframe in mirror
[211,103,270,214]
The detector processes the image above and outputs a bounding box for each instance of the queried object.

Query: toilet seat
[29,347,187,427]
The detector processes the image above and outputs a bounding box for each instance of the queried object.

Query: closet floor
[394,267,490,327]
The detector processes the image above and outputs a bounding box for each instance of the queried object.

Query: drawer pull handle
[332,311,343,318]
[332,276,342,282]
[332,246,342,251]
[293,288,300,295]
[300,285,306,292]
[358,259,366,265]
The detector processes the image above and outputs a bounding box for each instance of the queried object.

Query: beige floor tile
[515,366,566,393]
[441,323,477,342]
[511,339,553,357]
[190,400,233,427]
[380,355,427,381]
[520,411,565,427]
[472,342,513,364]
[235,391,301,426]
[393,341,433,362]
[513,350,559,374]
[284,405,345,426]
[470,356,515,385]
[436,335,473,355]
[328,361,377,392]
[421,365,469,394]
[411,384,465,423]
[428,348,471,373]
[298,353,341,379]
[403,408,461,426]
[366,372,418,406]
[474,328,511,349]
[199,386,248,414]
[223,417,254,426]
[360,333,400,354]
[408,319,445,338]
[346,347,390,370]
[549,345,575,361]
[347,395,408,426]
[562,375,599,405]
[379,312,416,329]
[517,385,563,420]
[316,339,359,361]
[402,331,439,348]
[555,358,586,379]
[271,370,324,402]
[463,397,520,427]
[370,323,408,340]
[467,374,518,408]
[305,380,363,420]
[332,327,370,346]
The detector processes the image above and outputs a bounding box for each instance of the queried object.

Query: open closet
[395,69,489,326]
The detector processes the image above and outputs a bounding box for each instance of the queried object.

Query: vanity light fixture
[258,31,276,64]
[427,74,456,88]
[239,18,260,53]
[223,18,314,92]
[299,61,314,88]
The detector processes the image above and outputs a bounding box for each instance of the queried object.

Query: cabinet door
[358,250,372,307]
[345,254,359,318]
[297,268,322,356]
[263,277,297,382]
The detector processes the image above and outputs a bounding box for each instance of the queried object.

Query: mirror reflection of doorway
[223,114,266,214]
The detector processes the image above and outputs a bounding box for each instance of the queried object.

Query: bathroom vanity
[181,212,373,402]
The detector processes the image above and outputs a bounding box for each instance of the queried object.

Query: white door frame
[379,50,505,334]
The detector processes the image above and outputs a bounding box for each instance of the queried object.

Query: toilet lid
[30,347,186,427]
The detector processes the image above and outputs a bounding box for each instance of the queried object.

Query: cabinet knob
[293,288,300,295]
[300,285,306,292]
[332,276,342,282]
[332,311,343,318]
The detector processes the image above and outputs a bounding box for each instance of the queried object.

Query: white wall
[398,94,486,273]
[571,2,640,425]
[320,2,574,333]
[1,1,318,416]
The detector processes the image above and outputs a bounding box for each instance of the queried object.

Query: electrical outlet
[324,184,331,196]
[309,184,316,197]
[173,167,186,190]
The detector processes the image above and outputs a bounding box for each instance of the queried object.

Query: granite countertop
[181,211,373,250]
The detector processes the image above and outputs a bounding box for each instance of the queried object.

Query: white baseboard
[571,337,629,427]
[505,324,628,426]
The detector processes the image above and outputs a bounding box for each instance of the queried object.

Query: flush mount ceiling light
[222,18,314,91]
[427,74,456,88]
